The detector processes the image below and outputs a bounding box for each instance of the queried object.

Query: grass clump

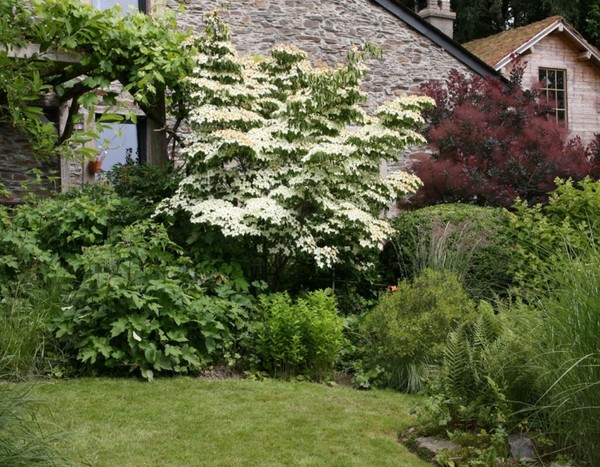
[0,384,66,466]
[0,287,63,381]
[531,250,600,465]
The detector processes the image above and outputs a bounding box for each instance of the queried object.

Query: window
[92,0,146,14]
[539,68,567,126]
[96,118,147,173]
[415,0,429,12]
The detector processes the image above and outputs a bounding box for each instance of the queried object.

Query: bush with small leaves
[359,269,475,393]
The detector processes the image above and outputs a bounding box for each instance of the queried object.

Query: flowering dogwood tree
[161,13,433,279]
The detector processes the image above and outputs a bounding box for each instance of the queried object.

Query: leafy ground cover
[30,378,428,466]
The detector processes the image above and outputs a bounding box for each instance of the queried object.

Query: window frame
[538,67,568,127]
[95,115,148,170]
[91,0,147,14]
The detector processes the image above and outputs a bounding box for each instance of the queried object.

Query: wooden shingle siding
[505,34,600,143]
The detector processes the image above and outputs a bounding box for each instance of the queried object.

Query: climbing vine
[0,0,195,160]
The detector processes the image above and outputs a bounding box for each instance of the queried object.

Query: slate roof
[463,16,600,69]
[370,0,500,78]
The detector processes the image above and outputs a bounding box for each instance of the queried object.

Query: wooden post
[145,88,168,166]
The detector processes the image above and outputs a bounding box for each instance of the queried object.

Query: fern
[429,305,537,430]
[442,326,472,402]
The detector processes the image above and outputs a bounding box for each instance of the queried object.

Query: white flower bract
[160,13,434,271]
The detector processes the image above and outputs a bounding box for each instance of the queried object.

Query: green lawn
[30,377,429,466]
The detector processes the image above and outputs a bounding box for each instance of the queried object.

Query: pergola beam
[1,44,81,64]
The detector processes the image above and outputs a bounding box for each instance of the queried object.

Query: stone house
[1,0,497,201]
[169,0,496,108]
[463,16,600,143]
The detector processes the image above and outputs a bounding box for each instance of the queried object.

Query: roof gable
[370,0,499,78]
[463,16,600,70]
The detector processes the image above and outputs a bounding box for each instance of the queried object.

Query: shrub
[253,290,344,381]
[0,200,74,293]
[509,177,600,293]
[383,204,513,299]
[359,269,476,393]
[412,66,596,207]
[53,220,253,380]
[10,185,142,262]
[107,161,182,209]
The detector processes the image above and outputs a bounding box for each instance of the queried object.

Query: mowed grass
[30,377,428,466]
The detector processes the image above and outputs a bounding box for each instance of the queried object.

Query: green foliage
[530,249,600,465]
[0,0,195,160]
[107,161,182,209]
[0,198,72,380]
[52,220,253,380]
[433,429,510,467]
[424,304,538,431]
[10,185,141,262]
[253,290,344,381]
[509,178,600,293]
[359,269,476,393]
[384,204,513,299]
[1,186,256,381]
[0,384,66,466]
[0,210,67,294]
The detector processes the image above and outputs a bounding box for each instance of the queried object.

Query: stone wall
[0,123,59,203]
[168,0,472,109]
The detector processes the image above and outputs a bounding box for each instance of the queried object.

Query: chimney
[415,0,456,39]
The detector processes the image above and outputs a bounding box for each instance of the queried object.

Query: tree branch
[58,100,81,144]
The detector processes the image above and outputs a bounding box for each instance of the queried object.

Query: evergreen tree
[450,0,600,47]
